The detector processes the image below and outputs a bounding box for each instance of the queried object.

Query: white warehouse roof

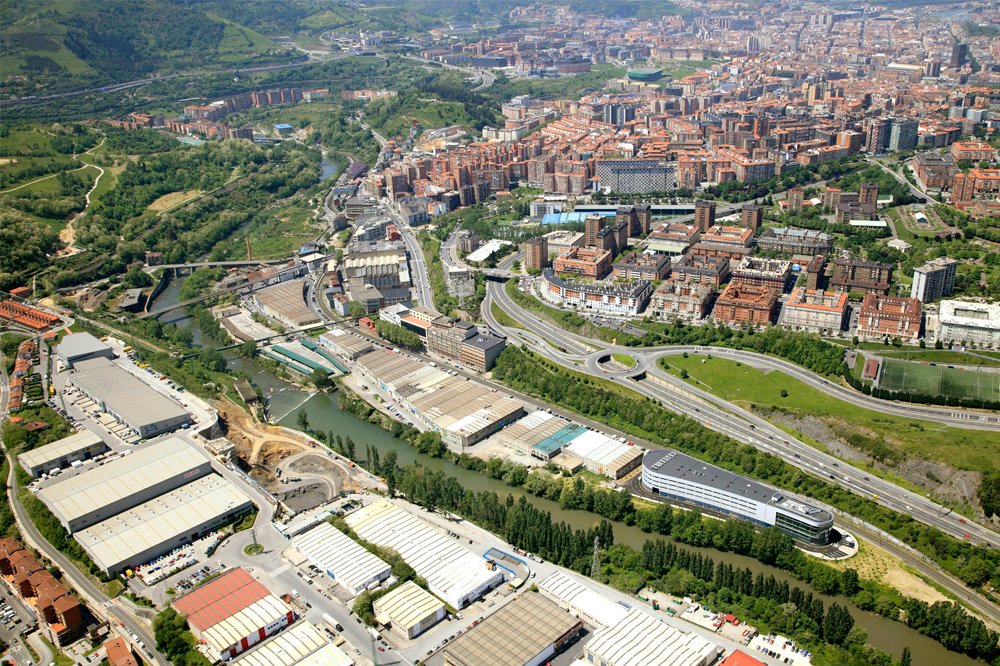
[292,522,391,596]
[75,475,251,574]
[537,571,628,629]
[18,429,105,472]
[203,596,292,655]
[584,607,719,666]
[566,430,636,466]
[37,437,212,531]
[345,500,503,609]
[373,580,444,632]
[234,621,353,666]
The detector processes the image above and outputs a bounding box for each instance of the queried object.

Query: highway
[482,266,1000,548]
[384,203,436,310]
[482,275,1000,624]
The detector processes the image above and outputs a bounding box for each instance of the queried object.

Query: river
[320,151,342,181]
[150,275,977,666]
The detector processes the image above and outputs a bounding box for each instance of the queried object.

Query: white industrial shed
[345,500,503,609]
[75,475,252,575]
[37,437,213,532]
[583,607,720,666]
[564,430,643,479]
[373,580,445,639]
[537,571,628,630]
[291,522,391,596]
[17,429,108,478]
[233,621,354,666]
[57,332,115,368]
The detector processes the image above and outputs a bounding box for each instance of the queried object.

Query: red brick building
[712,284,779,326]
[553,247,613,279]
[856,294,922,343]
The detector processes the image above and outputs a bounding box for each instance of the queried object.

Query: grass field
[878,358,1000,403]
[146,190,203,212]
[660,355,1000,473]
[873,349,1000,368]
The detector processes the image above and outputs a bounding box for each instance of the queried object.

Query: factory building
[372,580,446,639]
[355,350,524,448]
[233,621,354,666]
[37,437,213,532]
[564,431,644,479]
[345,500,503,609]
[75,475,252,575]
[318,329,373,360]
[291,522,392,596]
[172,567,295,662]
[583,607,720,666]
[57,333,115,369]
[18,429,109,479]
[66,358,191,438]
[252,279,322,329]
[641,450,833,545]
[492,411,574,459]
[442,592,583,666]
[537,572,627,630]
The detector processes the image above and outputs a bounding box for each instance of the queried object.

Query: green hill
[1,0,282,94]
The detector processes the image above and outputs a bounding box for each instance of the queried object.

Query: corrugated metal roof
[18,429,105,470]
[584,607,718,666]
[172,568,271,633]
[292,523,390,595]
[537,572,627,629]
[372,581,444,631]
[234,622,353,666]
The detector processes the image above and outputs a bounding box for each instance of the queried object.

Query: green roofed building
[627,67,664,82]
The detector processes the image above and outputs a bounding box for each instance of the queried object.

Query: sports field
[878,358,1000,402]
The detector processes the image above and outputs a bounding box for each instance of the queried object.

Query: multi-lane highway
[483,273,1000,624]
[483,267,1000,547]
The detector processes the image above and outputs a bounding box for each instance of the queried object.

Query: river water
[151,276,976,666]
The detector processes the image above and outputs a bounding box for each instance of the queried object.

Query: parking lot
[0,580,36,649]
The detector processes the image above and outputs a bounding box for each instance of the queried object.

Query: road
[486,275,1000,541]
[866,156,928,202]
[483,277,1000,624]
[384,204,436,310]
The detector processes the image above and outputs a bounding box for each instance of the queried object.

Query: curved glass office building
[641,449,834,545]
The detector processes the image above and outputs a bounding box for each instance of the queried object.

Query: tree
[296,409,309,432]
[236,341,257,358]
[900,647,912,666]
[779,389,789,398]
[679,369,688,379]
[123,266,153,288]
[344,436,356,461]
[823,603,855,646]
[935,339,944,349]
[310,367,332,389]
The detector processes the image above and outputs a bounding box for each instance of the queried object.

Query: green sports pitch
[878,358,1000,402]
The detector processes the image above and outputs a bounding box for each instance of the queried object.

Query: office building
[910,258,958,302]
[950,43,969,68]
[641,449,833,545]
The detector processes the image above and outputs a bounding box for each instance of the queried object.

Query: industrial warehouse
[490,411,643,478]
[641,449,834,545]
[17,428,109,479]
[37,437,215,532]
[171,567,296,662]
[345,500,504,609]
[537,571,628,630]
[372,580,446,639]
[583,607,721,666]
[64,356,192,438]
[355,350,524,448]
[291,522,392,596]
[232,621,354,666]
[442,592,583,666]
[75,475,252,575]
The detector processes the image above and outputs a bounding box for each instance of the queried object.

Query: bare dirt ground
[828,539,948,607]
